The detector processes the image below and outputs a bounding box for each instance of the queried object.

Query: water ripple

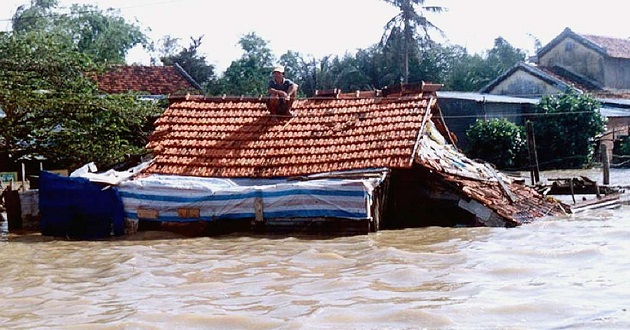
[2,207,630,328]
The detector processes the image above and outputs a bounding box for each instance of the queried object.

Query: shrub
[532,90,605,169]
[465,118,527,169]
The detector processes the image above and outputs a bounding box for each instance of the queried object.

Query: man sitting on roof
[267,66,298,116]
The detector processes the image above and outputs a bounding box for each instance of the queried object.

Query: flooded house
[27,80,571,238]
[38,82,563,237]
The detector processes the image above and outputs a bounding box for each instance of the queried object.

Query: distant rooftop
[93,64,202,96]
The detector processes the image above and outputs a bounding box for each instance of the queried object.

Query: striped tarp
[117,172,387,223]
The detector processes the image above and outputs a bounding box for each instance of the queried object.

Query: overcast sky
[1,0,629,73]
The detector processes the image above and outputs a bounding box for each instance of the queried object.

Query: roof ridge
[173,63,203,91]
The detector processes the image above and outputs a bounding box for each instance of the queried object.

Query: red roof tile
[144,89,443,178]
[580,34,630,59]
[93,65,201,95]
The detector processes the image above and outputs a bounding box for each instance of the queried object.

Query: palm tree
[381,0,445,83]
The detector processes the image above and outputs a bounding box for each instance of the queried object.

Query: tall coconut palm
[381,0,445,83]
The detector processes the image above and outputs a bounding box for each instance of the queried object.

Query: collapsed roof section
[413,126,568,225]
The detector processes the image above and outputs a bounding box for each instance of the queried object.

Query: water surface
[2,167,630,329]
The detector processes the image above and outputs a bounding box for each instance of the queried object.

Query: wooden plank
[570,193,622,213]
[137,208,159,219]
[526,122,540,185]
[488,165,517,203]
[177,208,200,219]
[254,197,264,222]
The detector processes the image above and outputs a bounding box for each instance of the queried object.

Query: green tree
[354,45,394,89]
[321,54,372,92]
[0,31,162,170]
[12,0,148,64]
[278,50,319,97]
[438,38,526,92]
[466,118,528,169]
[311,55,340,91]
[532,89,606,169]
[159,35,216,90]
[213,32,275,96]
[153,35,181,62]
[615,137,630,156]
[486,37,527,75]
[412,44,463,86]
[10,0,57,32]
[381,0,445,83]
[432,45,482,91]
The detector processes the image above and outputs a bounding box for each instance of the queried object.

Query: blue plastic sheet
[39,171,125,239]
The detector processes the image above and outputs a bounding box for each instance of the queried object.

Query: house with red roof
[89,82,568,236]
[93,63,202,99]
[37,82,570,238]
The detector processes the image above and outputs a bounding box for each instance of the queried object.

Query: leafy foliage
[266,38,526,96]
[615,137,630,156]
[485,37,527,75]
[381,0,445,83]
[210,32,275,96]
[0,31,162,170]
[12,0,148,64]
[159,35,216,90]
[532,89,606,169]
[440,38,526,91]
[465,118,528,169]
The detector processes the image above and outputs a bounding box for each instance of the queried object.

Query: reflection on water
[2,204,630,329]
[1,213,7,242]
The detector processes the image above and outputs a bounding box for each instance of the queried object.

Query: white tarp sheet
[71,161,151,185]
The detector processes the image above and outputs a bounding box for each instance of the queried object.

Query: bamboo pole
[526,122,540,185]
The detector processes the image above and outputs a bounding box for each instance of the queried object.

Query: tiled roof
[94,64,201,95]
[479,62,570,94]
[457,174,564,223]
[480,62,630,99]
[538,27,630,60]
[538,66,630,99]
[580,34,630,59]
[540,66,603,91]
[144,87,444,178]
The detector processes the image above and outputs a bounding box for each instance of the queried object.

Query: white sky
[1,0,630,73]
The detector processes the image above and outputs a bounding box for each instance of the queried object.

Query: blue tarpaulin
[39,171,125,239]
